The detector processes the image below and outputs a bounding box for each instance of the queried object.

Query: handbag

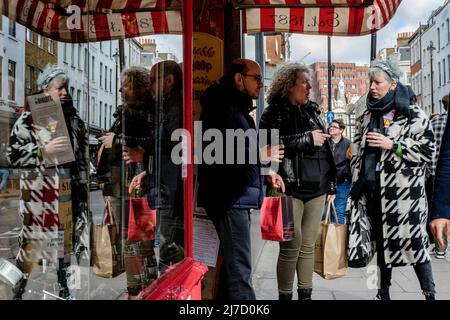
[314,200,348,280]
[92,199,124,278]
[128,196,157,241]
[260,196,294,242]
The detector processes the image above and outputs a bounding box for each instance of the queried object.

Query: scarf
[366,82,411,118]
[360,82,412,194]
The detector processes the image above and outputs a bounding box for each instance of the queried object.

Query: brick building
[310,62,369,113]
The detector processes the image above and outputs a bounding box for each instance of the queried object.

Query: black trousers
[206,208,256,301]
[366,194,435,293]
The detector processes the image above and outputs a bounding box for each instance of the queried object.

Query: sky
[245,0,445,66]
[144,0,445,66]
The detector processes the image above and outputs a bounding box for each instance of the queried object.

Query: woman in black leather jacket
[259,63,336,300]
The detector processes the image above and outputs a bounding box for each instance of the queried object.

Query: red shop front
[1,0,402,300]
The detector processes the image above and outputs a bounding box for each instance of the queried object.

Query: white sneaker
[433,247,446,259]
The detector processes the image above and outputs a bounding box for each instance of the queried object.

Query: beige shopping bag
[92,200,124,278]
[314,201,348,279]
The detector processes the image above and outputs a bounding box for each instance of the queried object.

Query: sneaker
[433,247,446,259]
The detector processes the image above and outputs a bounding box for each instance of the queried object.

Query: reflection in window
[100,62,103,88]
[8,60,16,101]
[26,29,33,42]
[63,43,68,63]
[8,19,15,37]
[99,101,103,127]
[109,105,113,127]
[78,44,82,69]
[0,56,2,98]
[48,39,54,54]
[37,35,44,48]
[77,89,81,111]
[25,65,34,96]
[71,44,75,66]
[84,48,89,74]
[92,56,95,81]
[105,65,108,90]
[83,91,88,120]
[91,97,95,124]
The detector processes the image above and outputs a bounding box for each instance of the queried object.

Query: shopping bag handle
[324,200,339,224]
[102,198,114,225]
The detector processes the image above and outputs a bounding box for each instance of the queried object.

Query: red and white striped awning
[233,0,373,9]
[1,0,183,43]
[241,0,402,36]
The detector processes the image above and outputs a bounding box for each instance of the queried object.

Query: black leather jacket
[259,98,336,197]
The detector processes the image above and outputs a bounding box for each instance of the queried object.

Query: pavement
[1,200,450,300]
[250,210,450,300]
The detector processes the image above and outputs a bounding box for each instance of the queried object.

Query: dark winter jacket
[431,110,450,220]
[145,92,184,211]
[97,103,154,198]
[259,98,336,200]
[197,74,263,212]
[331,137,352,183]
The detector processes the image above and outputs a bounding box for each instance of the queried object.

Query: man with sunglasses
[326,119,352,224]
[197,59,265,300]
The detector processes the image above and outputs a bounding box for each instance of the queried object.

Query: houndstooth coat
[348,104,435,268]
[8,107,90,266]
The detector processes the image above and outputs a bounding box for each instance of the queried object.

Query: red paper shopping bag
[260,196,294,242]
[128,198,156,241]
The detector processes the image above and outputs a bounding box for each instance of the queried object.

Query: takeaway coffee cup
[0,258,24,286]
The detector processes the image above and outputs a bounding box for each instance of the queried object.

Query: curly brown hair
[267,62,311,105]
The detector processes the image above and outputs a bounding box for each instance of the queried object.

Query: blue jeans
[207,208,256,300]
[322,181,351,224]
[0,169,9,190]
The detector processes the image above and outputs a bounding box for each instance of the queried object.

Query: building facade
[310,62,369,113]
[25,29,58,97]
[58,41,118,135]
[415,1,450,115]
[0,17,25,167]
[409,26,427,107]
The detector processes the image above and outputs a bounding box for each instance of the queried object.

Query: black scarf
[355,83,413,196]
[366,82,412,118]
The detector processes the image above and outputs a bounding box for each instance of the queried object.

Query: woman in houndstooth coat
[347,59,436,300]
[7,65,89,299]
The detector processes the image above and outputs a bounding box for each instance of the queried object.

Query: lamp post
[427,41,436,114]
[328,36,332,112]
[112,48,119,110]
[300,51,311,62]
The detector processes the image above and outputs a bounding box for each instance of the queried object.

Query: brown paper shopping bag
[92,200,124,278]
[314,200,348,280]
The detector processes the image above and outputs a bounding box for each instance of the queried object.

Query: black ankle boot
[375,287,390,300]
[12,277,27,300]
[424,291,435,300]
[297,288,312,300]
[279,293,293,300]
